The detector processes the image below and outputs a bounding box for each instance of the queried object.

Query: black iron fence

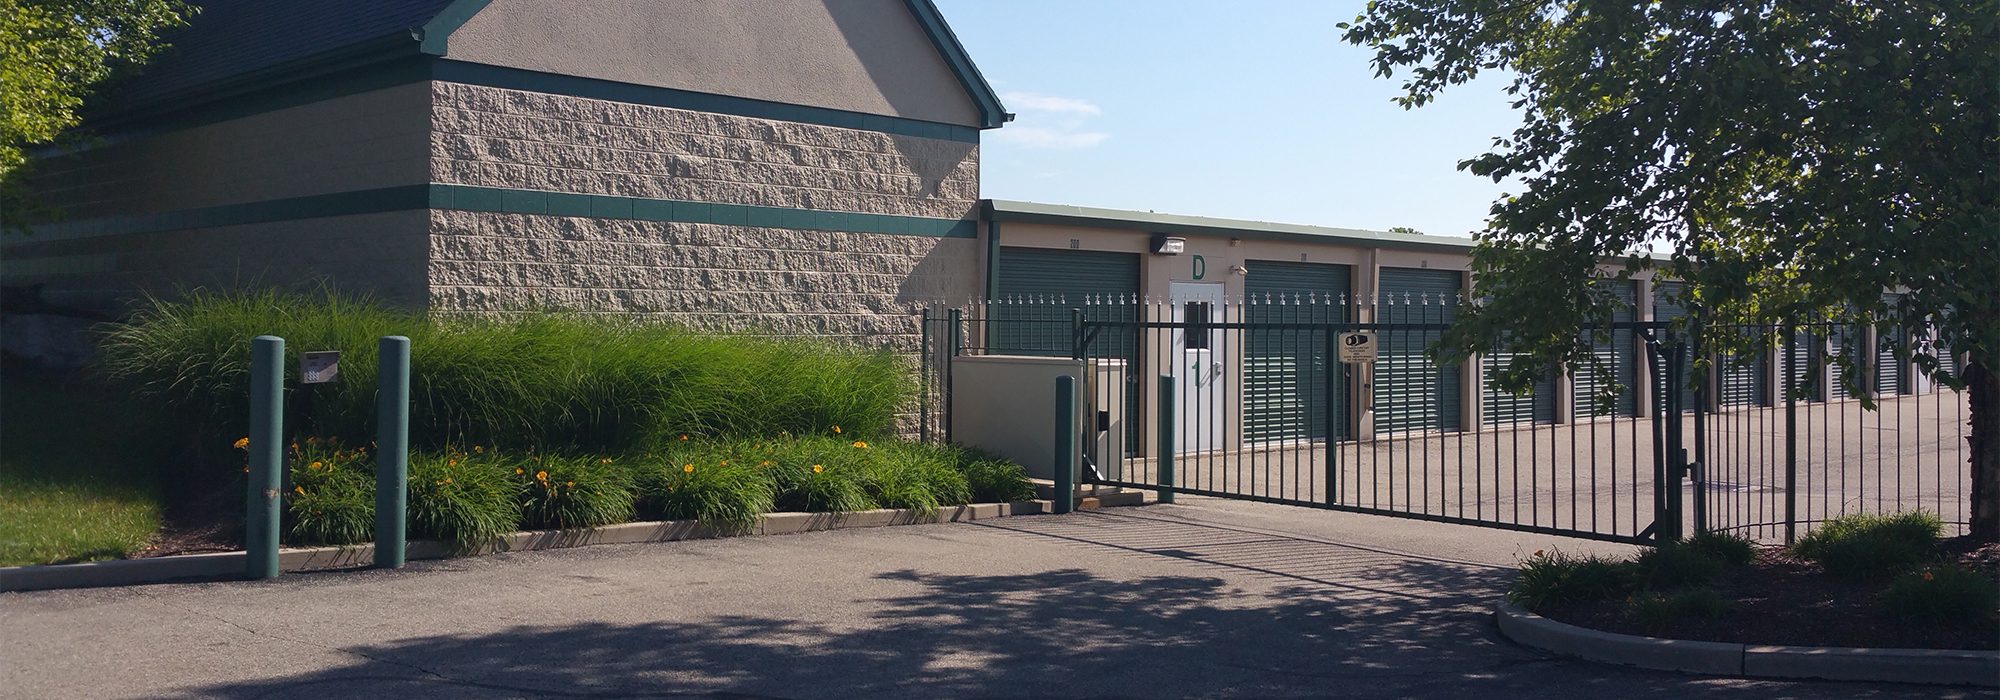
[919,297,1971,544]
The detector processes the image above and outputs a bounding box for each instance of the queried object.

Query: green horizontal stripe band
[429,185,977,238]
[8,186,432,243]
[7,185,976,245]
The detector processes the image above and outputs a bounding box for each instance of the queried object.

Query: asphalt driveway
[1,498,1986,699]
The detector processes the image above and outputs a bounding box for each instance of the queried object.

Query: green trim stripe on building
[84,57,983,148]
[8,185,976,246]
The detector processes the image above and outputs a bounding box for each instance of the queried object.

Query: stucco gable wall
[443,0,981,127]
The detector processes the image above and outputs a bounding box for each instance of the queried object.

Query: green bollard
[1053,375,1076,515]
[1157,374,1175,505]
[374,336,411,568]
[247,336,284,580]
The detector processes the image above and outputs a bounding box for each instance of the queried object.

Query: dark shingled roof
[119,0,456,102]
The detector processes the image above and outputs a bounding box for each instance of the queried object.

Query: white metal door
[1170,282,1226,453]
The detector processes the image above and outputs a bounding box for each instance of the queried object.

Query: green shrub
[519,453,636,530]
[1681,530,1757,566]
[283,438,374,546]
[1881,565,2000,623]
[93,289,917,477]
[1791,511,1942,580]
[905,442,1036,503]
[1633,542,1726,589]
[763,437,876,513]
[407,449,521,552]
[1627,588,1730,634]
[633,445,772,532]
[855,446,969,516]
[1509,549,1634,608]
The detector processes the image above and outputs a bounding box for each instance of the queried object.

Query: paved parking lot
[2,498,1987,699]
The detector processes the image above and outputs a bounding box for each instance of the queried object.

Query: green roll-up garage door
[1719,343,1770,407]
[1653,282,1698,412]
[1788,329,1822,402]
[1482,352,1555,425]
[993,246,1142,454]
[1244,260,1351,442]
[1875,294,1906,396]
[1827,324,1863,400]
[1573,279,1638,417]
[992,247,1140,356]
[1376,268,1462,433]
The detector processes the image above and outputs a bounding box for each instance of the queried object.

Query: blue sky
[932,0,1524,238]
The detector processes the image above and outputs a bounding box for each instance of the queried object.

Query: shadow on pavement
[172,512,1980,700]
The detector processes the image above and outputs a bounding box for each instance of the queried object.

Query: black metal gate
[920,297,1972,545]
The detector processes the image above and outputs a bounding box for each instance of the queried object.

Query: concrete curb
[1495,602,1999,687]
[1,500,1058,593]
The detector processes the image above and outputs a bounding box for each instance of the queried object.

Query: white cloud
[994,92,1108,150]
[995,127,1109,149]
[1001,92,1102,116]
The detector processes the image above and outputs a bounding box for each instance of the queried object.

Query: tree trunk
[1969,359,1999,542]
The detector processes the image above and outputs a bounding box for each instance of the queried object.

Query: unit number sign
[1337,332,1377,363]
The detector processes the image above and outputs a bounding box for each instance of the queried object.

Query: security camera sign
[300,351,341,384]
[1337,332,1377,363]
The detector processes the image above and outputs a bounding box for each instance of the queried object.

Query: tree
[1,0,193,230]
[1341,1,2000,538]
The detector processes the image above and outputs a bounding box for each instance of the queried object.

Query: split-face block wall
[9,0,988,345]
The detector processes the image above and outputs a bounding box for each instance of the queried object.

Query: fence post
[1665,338,1685,543]
[247,336,284,580]
[920,307,932,444]
[1157,374,1175,505]
[1691,326,1708,534]
[945,308,961,444]
[1054,375,1077,514]
[374,336,411,569]
[1784,323,1798,545]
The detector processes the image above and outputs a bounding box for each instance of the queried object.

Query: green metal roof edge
[417,0,497,55]
[981,200,1480,254]
[901,0,1010,129]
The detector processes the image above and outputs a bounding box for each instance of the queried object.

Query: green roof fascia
[981,200,1479,255]
[84,32,427,131]
[417,0,498,55]
[901,0,1010,129]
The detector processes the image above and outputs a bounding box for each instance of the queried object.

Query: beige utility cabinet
[950,356,1126,481]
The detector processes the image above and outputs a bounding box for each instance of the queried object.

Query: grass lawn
[1,368,165,567]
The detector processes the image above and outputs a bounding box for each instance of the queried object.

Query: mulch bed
[1534,537,2000,650]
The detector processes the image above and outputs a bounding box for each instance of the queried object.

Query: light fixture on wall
[1230,265,1248,276]
[1150,234,1185,255]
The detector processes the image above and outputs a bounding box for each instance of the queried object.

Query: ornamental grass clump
[93,289,917,476]
[1632,541,1726,589]
[1626,587,1730,634]
[279,438,374,546]
[851,441,969,517]
[755,434,874,513]
[906,442,1036,503]
[407,448,520,552]
[1679,530,1757,567]
[517,453,634,530]
[1791,511,1943,580]
[1880,565,2000,623]
[633,442,772,533]
[1508,549,1634,609]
